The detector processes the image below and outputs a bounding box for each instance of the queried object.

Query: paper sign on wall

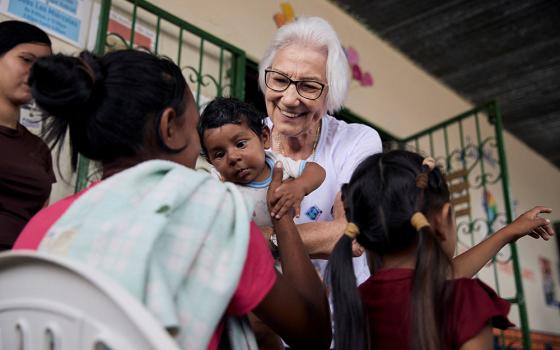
[0,0,93,48]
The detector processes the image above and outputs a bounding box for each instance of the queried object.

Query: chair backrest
[0,251,181,350]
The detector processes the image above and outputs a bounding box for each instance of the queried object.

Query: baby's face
[204,123,269,184]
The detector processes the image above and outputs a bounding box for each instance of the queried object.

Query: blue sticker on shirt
[305,205,323,221]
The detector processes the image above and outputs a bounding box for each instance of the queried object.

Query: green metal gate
[74,0,246,191]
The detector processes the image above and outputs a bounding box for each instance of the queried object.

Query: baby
[197,97,325,227]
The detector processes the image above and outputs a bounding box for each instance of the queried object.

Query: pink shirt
[14,185,277,350]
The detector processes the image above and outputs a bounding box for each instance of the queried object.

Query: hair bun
[77,51,104,86]
[30,52,103,120]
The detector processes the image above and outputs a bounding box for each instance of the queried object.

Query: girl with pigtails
[327,150,554,350]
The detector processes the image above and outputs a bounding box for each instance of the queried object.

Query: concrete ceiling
[331,0,560,169]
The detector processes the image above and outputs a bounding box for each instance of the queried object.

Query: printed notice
[0,0,93,48]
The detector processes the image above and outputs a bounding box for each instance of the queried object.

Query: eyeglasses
[264,69,326,100]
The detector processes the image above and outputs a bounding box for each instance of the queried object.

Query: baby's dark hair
[327,150,452,350]
[29,49,188,170]
[197,97,265,158]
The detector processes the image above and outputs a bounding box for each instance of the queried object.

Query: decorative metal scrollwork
[105,32,132,51]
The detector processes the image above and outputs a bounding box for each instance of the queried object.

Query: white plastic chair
[0,251,181,350]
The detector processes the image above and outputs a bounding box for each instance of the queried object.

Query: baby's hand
[269,180,307,219]
[266,162,295,219]
[504,206,554,241]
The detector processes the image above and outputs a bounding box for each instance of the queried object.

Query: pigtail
[410,224,451,350]
[327,223,367,350]
[409,158,452,350]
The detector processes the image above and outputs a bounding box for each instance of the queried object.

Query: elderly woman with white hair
[259,16,382,284]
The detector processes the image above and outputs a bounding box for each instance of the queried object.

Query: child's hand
[503,206,554,241]
[267,162,293,219]
[269,180,307,219]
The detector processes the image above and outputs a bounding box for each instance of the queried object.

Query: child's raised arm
[453,206,554,278]
[269,162,326,219]
[253,161,331,349]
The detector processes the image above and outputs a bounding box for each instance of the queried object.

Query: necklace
[275,121,322,160]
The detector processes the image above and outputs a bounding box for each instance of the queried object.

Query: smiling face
[264,44,328,138]
[0,43,51,106]
[204,122,270,184]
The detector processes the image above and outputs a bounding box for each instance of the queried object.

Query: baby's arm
[269,162,326,219]
[453,206,554,278]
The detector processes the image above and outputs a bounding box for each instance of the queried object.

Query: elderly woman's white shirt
[267,114,382,284]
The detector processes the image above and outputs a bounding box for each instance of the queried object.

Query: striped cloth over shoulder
[39,159,257,350]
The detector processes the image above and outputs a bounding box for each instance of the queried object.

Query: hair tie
[410,212,430,231]
[77,57,97,86]
[415,173,429,189]
[422,157,436,171]
[415,156,436,189]
[344,222,360,239]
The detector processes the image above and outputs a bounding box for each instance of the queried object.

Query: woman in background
[0,20,54,250]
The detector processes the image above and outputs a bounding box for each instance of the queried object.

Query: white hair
[259,17,350,114]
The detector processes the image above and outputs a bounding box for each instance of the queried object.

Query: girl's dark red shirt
[359,268,513,349]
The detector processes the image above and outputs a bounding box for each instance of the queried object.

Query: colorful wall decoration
[540,257,559,308]
[273,2,295,28]
[345,46,373,87]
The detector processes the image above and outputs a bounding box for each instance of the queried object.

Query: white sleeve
[269,152,307,178]
[336,124,382,183]
[209,166,223,181]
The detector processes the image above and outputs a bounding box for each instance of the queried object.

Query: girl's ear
[262,126,271,149]
[159,107,187,151]
[431,202,453,242]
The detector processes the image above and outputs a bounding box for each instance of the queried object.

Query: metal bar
[475,112,487,191]
[74,156,90,192]
[457,118,476,252]
[196,38,204,105]
[458,119,466,169]
[443,126,450,170]
[233,52,246,100]
[429,132,434,156]
[177,28,183,65]
[94,0,111,56]
[491,102,532,350]
[154,16,161,54]
[129,1,138,47]
[218,48,224,97]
